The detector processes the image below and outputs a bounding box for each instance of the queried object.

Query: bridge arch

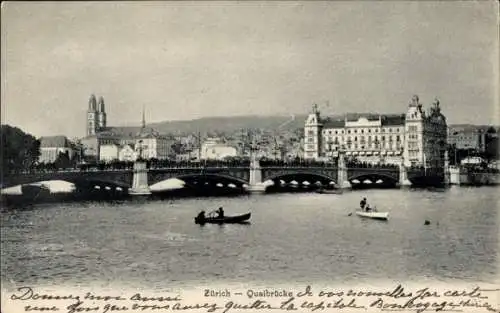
[164,173,248,186]
[264,172,337,185]
[71,178,130,189]
[347,173,399,184]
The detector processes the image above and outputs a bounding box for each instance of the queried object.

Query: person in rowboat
[197,210,206,220]
[217,207,224,218]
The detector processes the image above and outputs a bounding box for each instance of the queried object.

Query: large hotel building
[304,95,448,168]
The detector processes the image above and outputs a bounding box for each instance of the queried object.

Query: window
[354,129,357,133]
[308,130,314,136]
[348,130,351,134]
[361,129,364,134]
[368,129,371,133]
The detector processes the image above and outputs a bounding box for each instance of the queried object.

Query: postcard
[1,1,499,313]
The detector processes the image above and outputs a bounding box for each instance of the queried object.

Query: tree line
[1,125,40,175]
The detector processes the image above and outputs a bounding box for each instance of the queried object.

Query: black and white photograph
[1,1,499,313]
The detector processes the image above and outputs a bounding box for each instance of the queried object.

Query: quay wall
[449,166,500,185]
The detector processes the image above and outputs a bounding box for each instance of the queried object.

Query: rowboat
[194,213,251,225]
[355,210,389,221]
[316,188,343,194]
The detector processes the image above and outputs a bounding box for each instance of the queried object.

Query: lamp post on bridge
[336,145,350,189]
[399,146,411,186]
[130,139,151,196]
[246,136,266,194]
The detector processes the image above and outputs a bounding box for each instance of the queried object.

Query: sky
[1,1,498,138]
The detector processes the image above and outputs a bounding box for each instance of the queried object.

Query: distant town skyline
[2,1,498,138]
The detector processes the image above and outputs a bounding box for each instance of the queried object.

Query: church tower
[97,96,107,129]
[87,94,98,136]
[304,103,323,160]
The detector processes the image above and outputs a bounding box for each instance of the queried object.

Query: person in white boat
[360,198,367,211]
[360,198,375,212]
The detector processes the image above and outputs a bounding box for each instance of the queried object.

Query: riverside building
[304,95,447,168]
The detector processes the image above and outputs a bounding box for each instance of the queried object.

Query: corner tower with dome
[403,95,447,168]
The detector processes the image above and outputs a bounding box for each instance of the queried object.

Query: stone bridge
[1,159,445,194]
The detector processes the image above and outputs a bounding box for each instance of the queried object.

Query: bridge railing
[346,161,399,170]
[259,159,338,168]
[5,159,255,175]
[149,159,251,169]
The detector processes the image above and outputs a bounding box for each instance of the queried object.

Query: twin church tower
[86,94,107,136]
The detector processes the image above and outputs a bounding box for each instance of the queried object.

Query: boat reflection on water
[316,188,343,194]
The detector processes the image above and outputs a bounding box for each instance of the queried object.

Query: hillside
[146,115,308,135]
[111,114,499,136]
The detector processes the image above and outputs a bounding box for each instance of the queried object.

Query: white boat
[355,210,389,221]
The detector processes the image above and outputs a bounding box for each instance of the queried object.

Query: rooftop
[320,113,405,128]
[40,136,71,148]
[381,114,405,126]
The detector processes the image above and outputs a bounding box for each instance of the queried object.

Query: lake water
[1,186,498,291]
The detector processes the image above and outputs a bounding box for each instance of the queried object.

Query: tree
[70,137,84,163]
[482,127,499,161]
[170,141,184,154]
[54,151,72,169]
[1,125,40,174]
